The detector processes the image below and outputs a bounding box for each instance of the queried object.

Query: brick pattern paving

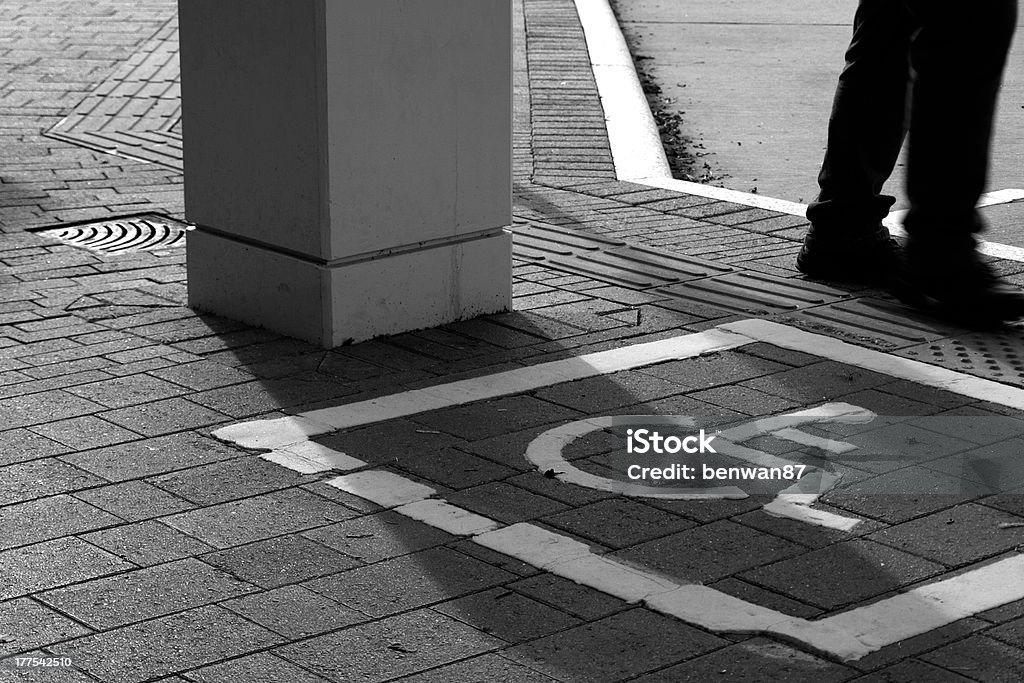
[45,17,181,170]
[1,0,1024,681]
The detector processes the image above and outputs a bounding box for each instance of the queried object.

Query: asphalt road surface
[612,0,1024,247]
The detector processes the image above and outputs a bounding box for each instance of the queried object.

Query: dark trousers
[807,0,1017,246]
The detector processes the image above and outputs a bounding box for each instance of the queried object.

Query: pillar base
[187,229,512,348]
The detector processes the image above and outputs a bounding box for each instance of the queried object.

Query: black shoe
[796,224,900,286]
[895,242,1024,328]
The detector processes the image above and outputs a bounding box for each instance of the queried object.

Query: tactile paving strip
[896,330,1024,385]
[45,18,182,170]
[512,221,733,289]
[513,220,853,317]
[32,214,190,254]
[787,297,955,350]
[656,272,851,316]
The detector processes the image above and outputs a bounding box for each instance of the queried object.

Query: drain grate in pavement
[31,214,191,254]
[897,330,1024,384]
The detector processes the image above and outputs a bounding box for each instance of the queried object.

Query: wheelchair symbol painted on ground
[525,403,875,531]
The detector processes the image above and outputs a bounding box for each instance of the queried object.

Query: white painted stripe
[718,403,874,444]
[647,584,795,632]
[212,415,333,450]
[262,451,331,475]
[394,499,500,536]
[769,428,858,454]
[474,523,596,570]
[721,319,1024,411]
[550,554,680,603]
[325,470,435,508]
[573,0,672,180]
[633,174,811,217]
[297,328,748,432]
[262,441,366,474]
[762,472,862,533]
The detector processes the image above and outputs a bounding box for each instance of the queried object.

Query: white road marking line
[574,0,1024,262]
[769,428,858,454]
[632,173,811,217]
[261,441,366,474]
[395,499,500,536]
[217,320,1024,660]
[325,470,435,508]
[718,404,875,443]
[215,415,333,451]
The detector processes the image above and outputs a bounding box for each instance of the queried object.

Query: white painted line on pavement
[395,499,500,536]
[214,415,334,451]
[261,441,366,474]
[575,0,1024,262]
[325,470,436,508]
[634,173,812,217]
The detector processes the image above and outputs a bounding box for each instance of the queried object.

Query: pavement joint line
[215,318,1024,661]
[575,0,1024,262]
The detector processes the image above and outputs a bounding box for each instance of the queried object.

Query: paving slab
[303,547,516,619]
[161,487,358,549]
[37,557,255,630]
[51,605,281,683]
[274,609,502,683]
[220,585,367,640]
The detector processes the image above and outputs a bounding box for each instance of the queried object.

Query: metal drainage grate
[896,330,1024,384]
[32,214,191,254]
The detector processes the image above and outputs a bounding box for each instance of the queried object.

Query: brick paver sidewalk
[2,1,1024,682]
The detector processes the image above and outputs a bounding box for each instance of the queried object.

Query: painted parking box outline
[214,319,1024,661]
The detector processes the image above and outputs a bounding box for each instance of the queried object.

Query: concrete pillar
[178,0,512,347]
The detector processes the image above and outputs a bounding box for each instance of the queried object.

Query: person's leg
[798,0,916,283]
[807,1,915,230]
[899,0,1023,323]
[903,0,1016,244]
